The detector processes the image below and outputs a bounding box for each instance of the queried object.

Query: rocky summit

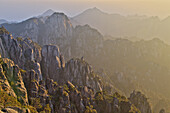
[2,13,73,46]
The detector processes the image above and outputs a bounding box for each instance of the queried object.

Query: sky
[0,0,170,21]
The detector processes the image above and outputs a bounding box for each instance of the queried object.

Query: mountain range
[71,7,170,44]
[0,8,170,113]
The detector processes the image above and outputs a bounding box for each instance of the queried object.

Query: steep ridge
[2,12,73,45]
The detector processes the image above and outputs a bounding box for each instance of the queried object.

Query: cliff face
[0,29,42,81]
[64,58,103,92]
[41,45,63,80]
[44,13,73,41]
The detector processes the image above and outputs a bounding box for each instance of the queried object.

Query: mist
[1,0,170,21]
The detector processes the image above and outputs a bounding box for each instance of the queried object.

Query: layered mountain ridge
[71,7,170,43]
[0,10,169,113]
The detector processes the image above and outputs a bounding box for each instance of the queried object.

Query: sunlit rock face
[0,58,28,105]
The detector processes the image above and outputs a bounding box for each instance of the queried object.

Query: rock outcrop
[129,91,152,113]
[64,58,103,92]
[93,91,140,113]
[0,27,42,81]
[0,62,16,98]
[41,45,64,80]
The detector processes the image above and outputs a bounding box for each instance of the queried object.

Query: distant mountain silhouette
[71,7,170,43]
[0,19,8,24]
